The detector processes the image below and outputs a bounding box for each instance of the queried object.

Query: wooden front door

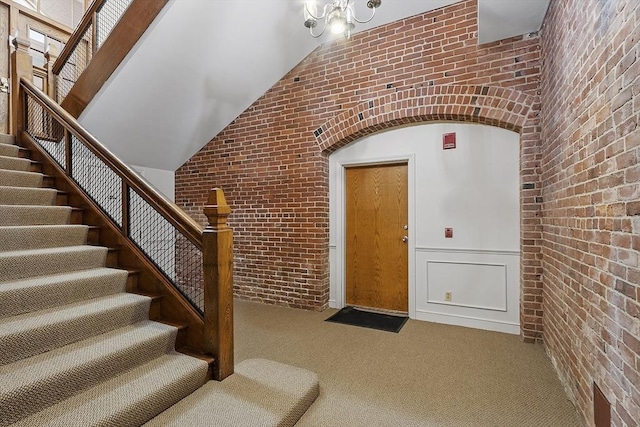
[345,163,408,312]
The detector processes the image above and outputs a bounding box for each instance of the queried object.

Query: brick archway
[314,85,543,342]
[314,85,535,153]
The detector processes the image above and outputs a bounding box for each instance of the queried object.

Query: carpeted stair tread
[0,268,128,318]
[0,321,179,426]
[0,292,152,366]
[0,245,107,282]
[0,205,71,226]
[11,352,208,427]
[145,358,320,427]
[0,133,312,427]
[0,224,88,251]
[0,134,15,145]
[0,186,57,205]
[0,143,19,157]
[0,169,43,188]
[0,155,31,171]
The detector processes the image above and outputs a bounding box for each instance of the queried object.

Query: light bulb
[330,19,346,34]
[327,8,347,35]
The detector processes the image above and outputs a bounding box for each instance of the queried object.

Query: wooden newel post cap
[203,188,231,228]
[12,37,30,53]
[45,45,59,62]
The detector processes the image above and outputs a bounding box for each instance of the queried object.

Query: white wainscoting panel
[426,260,507,311]
[416,248,520,334]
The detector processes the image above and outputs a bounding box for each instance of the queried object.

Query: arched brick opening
[315,85,543,342]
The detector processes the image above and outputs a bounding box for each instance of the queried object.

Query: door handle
[402,236,408,243]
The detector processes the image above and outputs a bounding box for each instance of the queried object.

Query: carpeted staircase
[0,133,208,425]
[0,133,319,426]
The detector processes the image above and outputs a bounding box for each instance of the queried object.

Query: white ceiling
[478,0,550,44]
[79,0,550,171]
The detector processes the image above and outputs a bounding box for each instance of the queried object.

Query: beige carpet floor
[235,300,581,427]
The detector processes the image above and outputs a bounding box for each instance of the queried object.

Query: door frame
[330,153,416,318]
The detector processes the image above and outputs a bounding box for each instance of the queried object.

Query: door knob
[403,225,408,230]
[402,236,408,243]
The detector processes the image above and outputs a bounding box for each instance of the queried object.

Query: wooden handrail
[20,77,204,248]
[52,0,106,75]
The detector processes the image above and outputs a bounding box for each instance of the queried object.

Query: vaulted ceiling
[78,0,550,171]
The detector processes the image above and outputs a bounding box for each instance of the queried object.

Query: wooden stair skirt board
[0,132,319,426]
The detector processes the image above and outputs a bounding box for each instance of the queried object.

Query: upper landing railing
[52,0,132,103]
[48,0,168,118]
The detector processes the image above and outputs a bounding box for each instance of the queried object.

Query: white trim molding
[329,153,416,316]
[415,310,520,335]
[425,260,508,312]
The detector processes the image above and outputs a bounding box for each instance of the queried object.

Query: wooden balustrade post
[44,44,65,141]
[91,11,98,55]
[202,188,234,380]
[45,45,59,100]
[10,36,33,135]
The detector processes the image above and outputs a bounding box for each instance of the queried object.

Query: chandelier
[304,0,382,39]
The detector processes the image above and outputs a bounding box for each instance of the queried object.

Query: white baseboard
[415,310,520,335]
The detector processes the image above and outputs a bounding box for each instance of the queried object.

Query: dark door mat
[325,306,408,333]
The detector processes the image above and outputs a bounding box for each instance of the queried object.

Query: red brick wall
[540,0,640,425]
[176,0,544,338]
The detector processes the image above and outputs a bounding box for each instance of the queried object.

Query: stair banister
[17,76,234,380]
[19,77,203,246]
[51,0,106,76]
[50,0,168,115]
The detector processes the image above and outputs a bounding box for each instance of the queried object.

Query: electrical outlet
[444,291,452,302]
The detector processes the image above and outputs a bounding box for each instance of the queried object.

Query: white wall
[329,123,521,334]
[78,0,463,171]
[478,0,550,44]
[131,164,175,202]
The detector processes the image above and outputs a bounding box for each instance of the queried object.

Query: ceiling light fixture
[304,0,382,39]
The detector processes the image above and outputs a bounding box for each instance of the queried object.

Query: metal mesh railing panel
[56,23,93,103]
[25,96,66,168]
[24,88,207,316]
[95,0,134,49]
[129,189,204,312]
[70,135,123,226]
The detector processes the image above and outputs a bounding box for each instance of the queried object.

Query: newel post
[202,188,234,380]
[45,45,59,100]
[10,36,33,135]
